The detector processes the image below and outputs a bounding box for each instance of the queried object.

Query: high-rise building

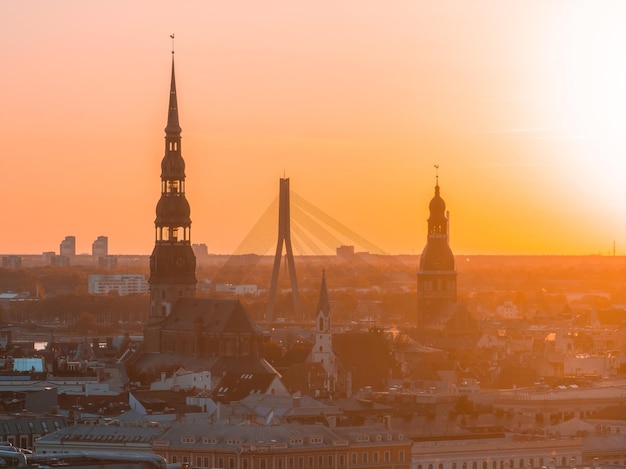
[92,235,108,259]
[416,173,457,329]
[148,51,196,322]
[59,236,76,257]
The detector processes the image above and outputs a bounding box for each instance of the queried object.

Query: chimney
[384,415,392,430]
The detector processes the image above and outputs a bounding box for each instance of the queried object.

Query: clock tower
[148,51,197,323]
[417,169,457,329]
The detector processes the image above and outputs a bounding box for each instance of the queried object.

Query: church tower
[148,50,196,323]
[308,271,337,394]
[417,169,457,329]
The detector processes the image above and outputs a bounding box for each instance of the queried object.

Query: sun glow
[543,3,626,237]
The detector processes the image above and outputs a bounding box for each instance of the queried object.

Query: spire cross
[170,34,175,55]
[434,164,439,186]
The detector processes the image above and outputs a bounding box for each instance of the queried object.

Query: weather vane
[434,164,439,185]
[170,34,175,55]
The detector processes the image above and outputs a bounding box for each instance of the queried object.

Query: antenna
[170,34,175,55]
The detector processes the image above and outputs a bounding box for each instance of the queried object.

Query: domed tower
[148,51,197,323]
[417,168,457,329]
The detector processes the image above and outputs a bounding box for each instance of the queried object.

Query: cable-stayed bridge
[211,178,385,322]
[228,192,384,257]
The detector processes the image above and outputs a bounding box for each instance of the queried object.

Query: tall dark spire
[148,45,197,323]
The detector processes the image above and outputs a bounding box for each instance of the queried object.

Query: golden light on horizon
[1,1,625,256]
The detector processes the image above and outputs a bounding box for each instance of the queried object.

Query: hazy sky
[3,1,626,256]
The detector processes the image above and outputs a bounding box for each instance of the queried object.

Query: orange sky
[2,1,626,256]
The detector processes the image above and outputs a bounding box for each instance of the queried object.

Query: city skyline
[2,1,626,256]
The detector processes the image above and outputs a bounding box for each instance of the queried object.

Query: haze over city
[3,1,626,256]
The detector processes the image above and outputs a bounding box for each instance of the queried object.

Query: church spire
[148,42,197,323]
[317,269,331,318]
[417,166,457,328]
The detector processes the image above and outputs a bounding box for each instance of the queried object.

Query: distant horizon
[2,250,623,258]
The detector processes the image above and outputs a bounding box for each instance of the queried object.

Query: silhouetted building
[98,255,118,269]
[51,255,70,267]
[191,243,209,261]
[137,298,269,384]
[59,235,76,257]
[148,52,196,322]
[336,245,355,258]
[1,256,22,269]
[41,251,55,263]
[417,173,457,330]
[92,235,108,259]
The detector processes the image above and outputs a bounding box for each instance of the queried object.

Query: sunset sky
[2,1,626,256]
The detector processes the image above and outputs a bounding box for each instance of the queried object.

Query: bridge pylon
[266,177,302,322]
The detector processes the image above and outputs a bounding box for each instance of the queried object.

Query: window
[308,456,314,468]
[373,453,379,464]
[318,456,323,467]
[385,452,391,463]
[328,456,333,467]
[298,457,304,469]
[339,454,345,467]
[362,452,368,464]
[242,459,248,469]
[399,451,405,463]
[352,453,357,465]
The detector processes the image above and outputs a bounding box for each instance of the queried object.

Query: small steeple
[317,270,331,317]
